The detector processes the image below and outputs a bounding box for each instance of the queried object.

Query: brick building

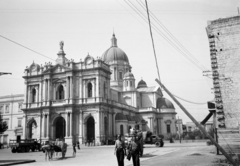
[206,15,240,129]
[206,15,240,154]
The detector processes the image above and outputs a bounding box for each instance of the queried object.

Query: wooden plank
[218,130,239,134]
[218,134,240,139]
[218,139,240,143]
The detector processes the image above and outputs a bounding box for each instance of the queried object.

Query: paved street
[0,142,225,166]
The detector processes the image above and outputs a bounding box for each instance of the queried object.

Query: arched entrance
[87,116,95,141]
[28,119,37,139]
[55,117,66,140]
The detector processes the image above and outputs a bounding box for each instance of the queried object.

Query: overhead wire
[124,0,206,72]
[137,0,208,71]
[124,0,213,104]
[0,35,55,61]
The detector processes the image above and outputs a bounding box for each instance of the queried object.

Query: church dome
[137,79,147,89]
[157,98,175,109]
[102,34,129,64]
[124,72,134,79]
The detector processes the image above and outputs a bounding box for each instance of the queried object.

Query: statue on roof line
[60,41,64,51]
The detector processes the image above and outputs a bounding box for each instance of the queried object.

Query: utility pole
[155,79,237,166]
[0,72,12,76]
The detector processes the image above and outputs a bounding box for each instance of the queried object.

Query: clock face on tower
[86,57,92,65]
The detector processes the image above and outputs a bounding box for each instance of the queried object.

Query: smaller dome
[157,98,175,109]
[137,79,147,89]
[124,72,134,79]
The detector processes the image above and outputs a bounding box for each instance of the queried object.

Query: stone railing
[22,97,137,111]
[138,107,157,112]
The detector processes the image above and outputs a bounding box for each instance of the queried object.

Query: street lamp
[0,72,12,76]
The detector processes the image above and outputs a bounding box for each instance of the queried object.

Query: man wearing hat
[114,135,126,166]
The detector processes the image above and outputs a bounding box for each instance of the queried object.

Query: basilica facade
[19,34,177,144]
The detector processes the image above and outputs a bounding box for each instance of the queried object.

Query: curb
[0,160,36,166]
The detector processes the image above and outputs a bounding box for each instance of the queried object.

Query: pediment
[123,96,131,99]
[43,64,71,74]
[52,78,66,84]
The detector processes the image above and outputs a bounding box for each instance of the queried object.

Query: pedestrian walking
[72,143,76,157]
[61,140,68,159]
[77,141,80,150]
[128,136,140,166]
[114,135,126,166]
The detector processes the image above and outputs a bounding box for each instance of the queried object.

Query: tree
[0,113,8,133]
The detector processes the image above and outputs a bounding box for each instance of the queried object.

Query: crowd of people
[41,125,141,165]
[114,134,141,166]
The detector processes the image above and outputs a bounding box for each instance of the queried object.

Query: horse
[42,144,62,161]
[42,144,54,161]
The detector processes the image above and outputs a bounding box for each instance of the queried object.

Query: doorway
[55,117,66,140]
[87,116,95,141]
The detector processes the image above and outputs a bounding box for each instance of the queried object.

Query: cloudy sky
[0,0,239,123]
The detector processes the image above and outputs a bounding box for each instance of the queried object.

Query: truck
[144,134,164,147]
[9,139,41,153]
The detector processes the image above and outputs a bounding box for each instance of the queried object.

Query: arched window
[167,124,171,133]
[120,125,124,136]
[88,83,92,98]
[119,71,123,80]
[32,88,36,103]
[130,81,133,87]
[56,85,64,100]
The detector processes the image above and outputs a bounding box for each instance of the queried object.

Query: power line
[137,0,208,71]
[0,35,55,61]
[124,0,207,72]
[124,0,213,104]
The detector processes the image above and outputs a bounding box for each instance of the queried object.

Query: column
[69,76,73,104]
[42,114,45,138]
[96,76,99,98]
[159,118,162,135]
[66,77,69,100]
[79,77,82,99]
[108,112,112,138]
[66,112,69,137]
[70,112,72,137]
[48,79,51,102]
[79,111,83,138]
[22,115,26,139]
[98,111,101,142]
[36,87,39,105]
[43,79,47,102]
[149,117,152,132]
[112,112,115,138]
[46,113,49,138]
[39,82,42,106]
[94,80,97,98]
[28,87,31,103]
[24,82,28,106]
